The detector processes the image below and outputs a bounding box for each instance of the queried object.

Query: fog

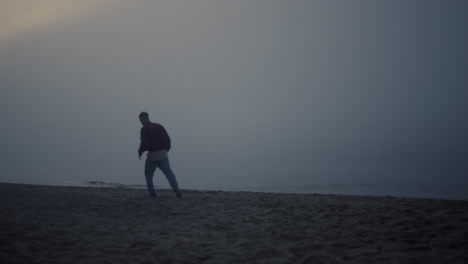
[1,0,467,191]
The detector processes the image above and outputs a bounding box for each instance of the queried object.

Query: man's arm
[138,126,149,158]
[162,126,171,152]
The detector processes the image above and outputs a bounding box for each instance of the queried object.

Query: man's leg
[144,159,158,197]
[158,158,180,195]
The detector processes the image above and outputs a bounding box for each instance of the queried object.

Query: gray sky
[0,0,467,190]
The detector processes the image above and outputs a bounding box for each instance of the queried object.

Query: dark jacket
[138,122,171,156]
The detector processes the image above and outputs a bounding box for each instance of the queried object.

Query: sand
[1,183,467,264]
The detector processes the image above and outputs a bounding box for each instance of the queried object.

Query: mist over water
[1,1,467,200]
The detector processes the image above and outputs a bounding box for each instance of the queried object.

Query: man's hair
[139,112,149,118]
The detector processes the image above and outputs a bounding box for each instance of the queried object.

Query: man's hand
[138,151,142,161]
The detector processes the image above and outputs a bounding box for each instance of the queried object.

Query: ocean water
[80,180,468,201]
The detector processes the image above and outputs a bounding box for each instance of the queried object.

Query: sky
[0,0,467,191]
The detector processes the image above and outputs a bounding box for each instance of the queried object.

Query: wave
[232,182,468,201]
[83,181,148,189]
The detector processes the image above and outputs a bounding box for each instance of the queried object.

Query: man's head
[139,111,150,125]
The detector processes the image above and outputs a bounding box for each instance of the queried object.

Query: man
[138,112,182,198]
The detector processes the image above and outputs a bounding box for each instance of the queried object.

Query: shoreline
[1,183,468,263]
[3,180,468,202]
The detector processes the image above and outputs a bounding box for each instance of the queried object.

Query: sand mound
[1,183,467,263]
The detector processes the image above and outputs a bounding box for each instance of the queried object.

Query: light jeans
[144,158,180,196]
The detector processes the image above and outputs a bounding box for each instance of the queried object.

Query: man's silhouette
[138,112,181,198]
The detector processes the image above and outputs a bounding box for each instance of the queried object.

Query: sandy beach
[1,183,467,264]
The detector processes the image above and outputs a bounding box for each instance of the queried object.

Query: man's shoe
[149,194,157,198]
[176,192,182,198]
